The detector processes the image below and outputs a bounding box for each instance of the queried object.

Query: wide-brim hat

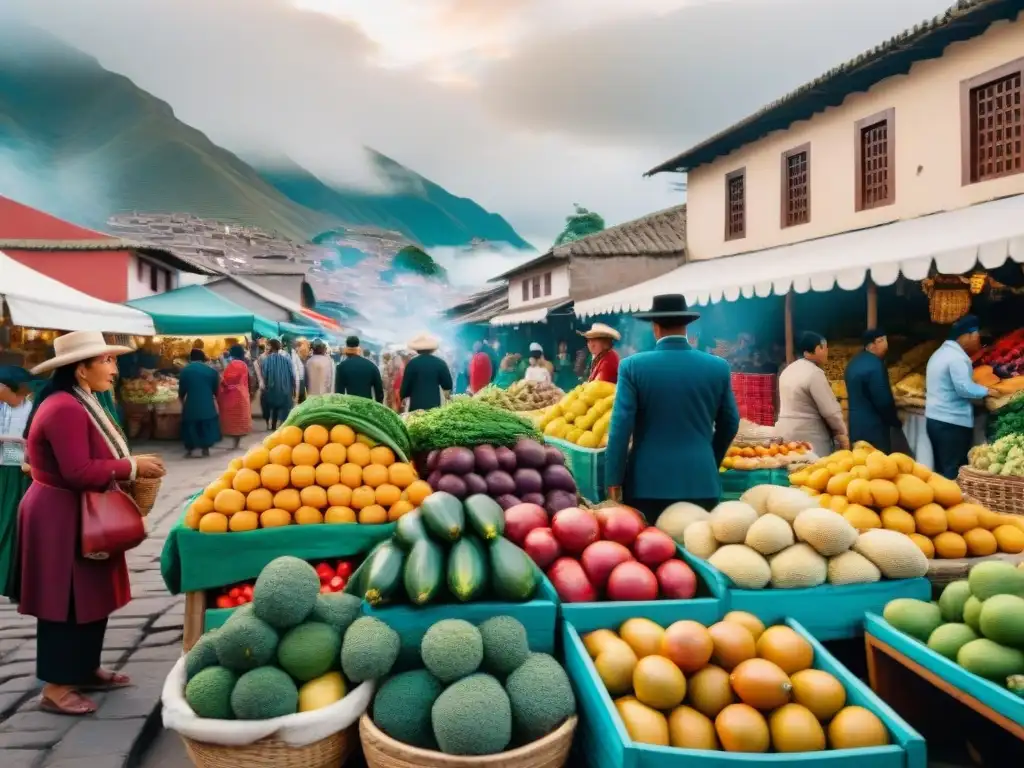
[633,294,700,323]
[31,330,133,375]
[578,323,621,341]
[407,333,440,352]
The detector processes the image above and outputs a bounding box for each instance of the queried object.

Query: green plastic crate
[544,436,606,502]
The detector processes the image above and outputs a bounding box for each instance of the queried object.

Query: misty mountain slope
[258,151,532,249]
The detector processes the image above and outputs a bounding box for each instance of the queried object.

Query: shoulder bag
[81,473,145,560]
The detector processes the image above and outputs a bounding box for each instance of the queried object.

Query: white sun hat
[31,330,134,375]
[578,323,621,341]
[407,333,440,352]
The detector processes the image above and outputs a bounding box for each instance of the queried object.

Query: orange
[347,442,371,467]
[330,424,356,446]
[359,504,388,524]
[303,424,330,449]
[263,432,280,449]
[320,443,347,465]
[221,469,238,486]
[994,524,1024,553]
[351,485,376,510]
[406,479,433,506]
[190,495,214,517]
[913,504,947,536]
[374,483,402,508]
[260,464,291,492]
[269,444,293,467]
[933,531,967,559]
[229,511,259,532]
[213,489,245,515]
[242,447,270,471]
[388,500,415,520]
[291,465,316,489]
[232,468,262,494]
[387,463,416,489]
[340,463,363,489]
[246,488,274,513]
[274,488,302,513]
[369,446,396,467]
[356,433,377,448]
[292,443,320,467]
[946,504,979,534]
[204,479,229,500]
[363,464,389,488]
[964,527,997,557]
[184,505,203,529]
[294,506,324,525]
[278,425,304,447]
[327,484,353,507]
[315,463,341,487]
[260,508,292,528]
[199,512,229,533]
[228,457,243,471]
[325,506,357,524]
[300,485,329,509]
[908,533,935,558]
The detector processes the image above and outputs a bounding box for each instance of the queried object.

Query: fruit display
[789,444,1024,559]
[882,560,1024,691]
[667,489,929,589]
[509,503,700,603]
[423,437,578,515]
[343,492,540,607]
[182,555,381,719]
[722,441,814,471]
[121,371,179,404]
[474,380,564,412]
[582,614,892,752]
[283,393,412,460]
[539,380,617,448]
[406,398,542,453]
[969,434,1024,476]
[369,615,576,755]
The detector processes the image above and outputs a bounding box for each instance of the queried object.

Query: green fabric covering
[126,285,256,336]
[159,495,396,593]
[0,465,30,599]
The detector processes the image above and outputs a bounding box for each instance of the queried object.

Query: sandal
[81,669,132,691]
[40,689,97,716]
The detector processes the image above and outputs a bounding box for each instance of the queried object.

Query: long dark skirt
[37,588,107,686]
[0,465,30,599]
[181,417,222,451]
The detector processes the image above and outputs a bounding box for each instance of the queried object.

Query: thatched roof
[647,0,1020,174]
[0,237,217,275]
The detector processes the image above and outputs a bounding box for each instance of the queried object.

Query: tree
[553,204,605,247]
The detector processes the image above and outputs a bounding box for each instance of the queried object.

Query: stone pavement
[0,434,262,768]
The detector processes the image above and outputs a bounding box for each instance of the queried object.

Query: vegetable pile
[585,614,892,752]
[973,328,1024,379]
[969,434,1024,476]
[790,444,1024,559]
[539,380,616,448]
[407,399,542,453]
[212,558,358,608]
[990,392,1024,440]
[183,555,373,720]
[508,502,700,603]
[344,491,540,607]
[883,561,1024,692]
[121,371,179,404]
[474,380,564,412]
[283,393,412,460]
[424,437,578,515]
[669,487,929,589]
[370,615,576,755]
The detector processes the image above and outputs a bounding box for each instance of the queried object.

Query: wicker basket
[359,714,576,768]
[132,477,161,516]
[957,466,1024,515]
[926,551,1024,589]
[153,413,182,441]
[182,727,354,768]
[928,289,971,324]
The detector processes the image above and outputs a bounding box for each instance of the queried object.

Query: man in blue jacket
[605,294,740,521]
[845,328,902,453]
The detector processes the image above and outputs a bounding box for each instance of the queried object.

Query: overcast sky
[5,0,955,248]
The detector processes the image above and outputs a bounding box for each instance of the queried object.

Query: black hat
[633,294,700,323]
[949,314,980,340]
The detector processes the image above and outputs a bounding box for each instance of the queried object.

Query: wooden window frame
[780,143,811,228]
[543,271,552,296]
[854,108,896,211]
[960,56,1024,186]
[531,276,541,299]
[521,281,529,302]
[724,167,746,241]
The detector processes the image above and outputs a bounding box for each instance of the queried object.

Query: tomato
[235,595,249,606]
[215,595,233,609]
[319,584,332,594]
[228,587,241,600]
[335,561,353,579]
[241,584,254,599]
[328,576,344,592]
[315,563,334,583]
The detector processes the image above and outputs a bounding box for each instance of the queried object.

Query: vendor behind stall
[776,331,850,457]
[845,328,903,453]
[579,323,621,384]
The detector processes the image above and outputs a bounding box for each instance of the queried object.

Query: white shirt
[524,366,551,384]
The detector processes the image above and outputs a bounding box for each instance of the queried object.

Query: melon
[683,521,718,560]
[769,543,828,589]
[708,545,771,590]
[766,487,818,522]
[852,529,929,579]
[744,513,794,556]
[709,501,759,544]
[655,502,711,544]
[792,508,858,556]
[826,550,881,585]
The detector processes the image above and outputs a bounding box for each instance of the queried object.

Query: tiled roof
[0,237,216,275]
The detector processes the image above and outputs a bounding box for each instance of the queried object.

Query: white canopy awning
[490,300,569,327]
[575,194,1024,317]
[0,250,156,335]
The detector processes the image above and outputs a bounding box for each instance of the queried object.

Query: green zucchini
[342,540,386,599]
[420,492,465,543]
[488,536,538,602]
[447,535,488,603]
[394,510,428,550]
[403,537,445,605]
[362,540,406,606]
[463,494,505,541]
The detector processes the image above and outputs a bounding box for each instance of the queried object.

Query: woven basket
[182,727,354,768]
[359,714,576,768]
[926,552,1024,589]
[153,413,181,441]
[957,466,1024,515]
[132,477,161,517]
[929,289,971,324]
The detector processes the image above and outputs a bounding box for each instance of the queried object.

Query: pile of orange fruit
[184,423,432,533]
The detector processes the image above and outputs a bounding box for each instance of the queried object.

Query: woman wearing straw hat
[0,365,35,600]
[400,333,453,412]
[18,331,165,715]
[579,323,622,384]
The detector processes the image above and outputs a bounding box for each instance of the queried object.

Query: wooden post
[784,291,795,364]
[183,591,205,652]
[867,280,878,328]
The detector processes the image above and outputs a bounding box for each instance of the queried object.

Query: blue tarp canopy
[126,285,256,336]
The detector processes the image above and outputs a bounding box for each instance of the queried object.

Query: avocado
[253,556,321,630]
[938,580,972,623]
[277,622,342,682]
[341,616,400,683]
[927,623,977,660]
[420,619,484,684]
[231,666,299,720]
[431,674,512,755]
[185,633,220,682]
[184,666,237,719]
[504,653,576,744]
[957,638,1024,682]
[310,592,362,634]
[978,594,1024,647]
[372,670,444,749]
[882,598,942,642]
[213,614,279,672]
[478,616,531,678]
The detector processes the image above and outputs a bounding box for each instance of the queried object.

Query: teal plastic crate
[564,617,927,768]
[559,547,728,633]
[865,613,1024,727]
[204,605,236,632]
[719,468,790,501]
[544,436,606,503]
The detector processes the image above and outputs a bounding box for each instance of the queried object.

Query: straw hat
[578,323,621,341]
[407,333,440,352]
[31,331,133,375]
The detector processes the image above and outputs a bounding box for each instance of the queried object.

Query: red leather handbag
[80,474,146,560]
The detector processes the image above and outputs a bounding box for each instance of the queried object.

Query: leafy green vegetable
[969,434,1024,476]
[992,392,1024,440]
[406,399,542,452]
[283,394,412,459]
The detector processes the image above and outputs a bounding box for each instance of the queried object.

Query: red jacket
[468,352,493,393]
[589,349,620,384]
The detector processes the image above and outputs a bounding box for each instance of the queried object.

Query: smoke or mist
[428,243,539,287]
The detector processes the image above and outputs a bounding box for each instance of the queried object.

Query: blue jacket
[844,351,901,452]
[925,340,989,428]
[178,362,220,422]
[605,336,739,501]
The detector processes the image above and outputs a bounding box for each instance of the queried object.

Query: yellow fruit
[363,464,389,488]
[933,531,967,558]
[199,512,229,533]
[356,433,377,447]
[769,704,826,753]
[842,504,881,531]
[232,468,262,494]
[325,506,357,524]
[826,472,852,496]
[895,474,934,510]
[913,503,948,536]
[319,443,347,466]
[686,665,735,719]
[868,479,900,508]
[619,618,666,658]
[300,485,328,509]
[715,703,770,753]
[806,468,830,492]
[213,489,245,515]
[314,463,341,488]
[242,447,270,471]
[374,483,401,508]
[911,462,932,481]
[722,611,765,641]
[849,465,871,480]
[291,443,320,467]
[596,640,638,695]
[330,424,356,446]
[229,511,259,532]
[388,463,417,489]
[865,452,898,480]
[908,533,935,558]
[190,495,214,517]
[880,507,916,535]
[976,507,1004,531]
[946,503,980,534]
[204,479,229,500]
[263,432,280,449]
[583,629,619,658]
[274,488,301,513]
[729,658,793,710]
[228,457,243,471]
[260,464,291,492]
[851,448,870,466]
[388,500,415,520]
[327,484,353,507]
[291,465,316,489]
[278,426,304,447]
[260,508,292,528]
[615,697,669,746]
[1002,515,1024,533]
[221,469,237,486]
[829,496,850,513]
[359,504,388,524]
[790,669,846,720]
[890,453,914,474]
[845,479,873,507]
[994,524,1024,553]
[351,486,376,510]
[668,706,719,750]
[633,655,687,710]
[755,626,814,675]
[340,463,363,489]
[246,488,274,513]
[818,493,833,509]
[708,621,757,671]
[298,671,346,713]
[184,505,203,529]
[963,527,997,556]
[347,443,371,467]
[269,444,293,466]
[294,506,324,525]
[827,706,889,748]
[406,480,433,506]
[927,475,963,507]
[369,446,396,467]
[303,424,330,449]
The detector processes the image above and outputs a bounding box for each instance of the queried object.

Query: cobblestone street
[0,435,261,768]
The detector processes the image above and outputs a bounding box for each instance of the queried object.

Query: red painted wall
[0,196,109,240]
[6,250,131,303]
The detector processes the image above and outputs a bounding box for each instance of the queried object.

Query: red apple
[524,527,562,570]
[580,540,634,591]
[602,507,645,546]
[547,557,597,603]
[551,507,600,554]
[656,559,698,599]
[606,561,659,601]
[633,528,677,567]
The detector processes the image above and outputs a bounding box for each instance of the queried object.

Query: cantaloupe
[765,487,818,523]
[895,474,934,510]
[709,502,759,544]
[827,550,881,585]
[656,503,711,544]
[792,508,858,556]
[684,521,719,559]
[769,544,827,589]
[708,545,772,589]
[852,529,929,579]
[744,514,795,556]
[739,485,776,515]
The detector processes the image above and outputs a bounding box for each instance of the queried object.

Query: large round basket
[359,713,576,768]
[957,466,1024,515]
[181,727,354,768]
[926,551,1024,591]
